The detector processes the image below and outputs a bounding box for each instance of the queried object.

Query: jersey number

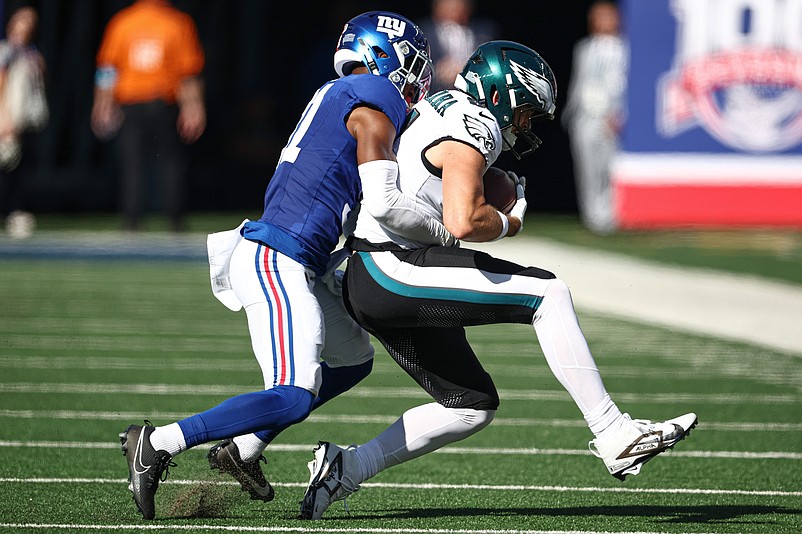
[277,83,334,165]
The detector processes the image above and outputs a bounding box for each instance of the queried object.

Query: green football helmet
[455,40,557,158]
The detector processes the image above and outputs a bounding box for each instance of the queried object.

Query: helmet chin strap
[501,128,517,150]
[501,127,543,160]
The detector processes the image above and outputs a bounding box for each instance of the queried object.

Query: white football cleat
[589,412,698,481]
[299,442,361,519]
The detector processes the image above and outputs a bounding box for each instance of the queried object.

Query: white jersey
[354,89,502,248]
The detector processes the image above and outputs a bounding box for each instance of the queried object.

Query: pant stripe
[359,251,543,309]
[254,244,278,385]
[270,247,295,385]
[255,245,293,386]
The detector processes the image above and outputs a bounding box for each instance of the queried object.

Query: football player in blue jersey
[118,11,454,520]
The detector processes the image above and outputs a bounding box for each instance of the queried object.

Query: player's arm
[427,140,520,242]
[347,105,456,246]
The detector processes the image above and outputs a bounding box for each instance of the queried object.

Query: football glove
[507,171,527,236]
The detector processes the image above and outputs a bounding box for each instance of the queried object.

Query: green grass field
[1,215,800,533]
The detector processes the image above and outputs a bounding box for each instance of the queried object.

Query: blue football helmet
[334,11,433,108]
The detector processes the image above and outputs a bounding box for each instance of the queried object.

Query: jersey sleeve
[174,13,205,78]
[441,97,502,165]
[348,75,407,135]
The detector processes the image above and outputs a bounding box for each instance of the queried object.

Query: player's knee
[544,278,573,308]
[451,407,496,432]
[447,387,499,412]
[272,385,315,426]
[314,358,374,409]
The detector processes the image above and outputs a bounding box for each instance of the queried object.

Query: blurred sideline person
[117,12,451,520]
[0,4,48,238]
[91,0,206,232]
[299,41,697,519]
[562,0,627,234]
[418,0,498,92]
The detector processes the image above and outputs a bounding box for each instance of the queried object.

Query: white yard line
[0,440,799,460]
[470,238,802,356]
[1,477,800,498]
[1,409,799,432]
[0,382,797,404]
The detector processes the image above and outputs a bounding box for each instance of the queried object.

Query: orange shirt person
[91,0,205,231]
[92,0,205,142]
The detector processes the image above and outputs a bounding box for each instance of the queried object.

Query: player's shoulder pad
[426,90,501,158]
[344,74,407,133]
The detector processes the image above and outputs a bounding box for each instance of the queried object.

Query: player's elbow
[363,201,393,224]
[444,212,477,240]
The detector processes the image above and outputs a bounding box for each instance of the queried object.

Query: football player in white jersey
[299,41,698,519]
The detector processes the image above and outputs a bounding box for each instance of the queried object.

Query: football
[483,166,517,214]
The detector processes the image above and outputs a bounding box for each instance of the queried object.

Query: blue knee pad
[253,359,373,444]
[178,385,314,448]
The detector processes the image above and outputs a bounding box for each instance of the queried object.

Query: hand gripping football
[482,166,517,214]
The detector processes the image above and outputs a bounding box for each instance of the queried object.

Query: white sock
[233,434,269,462]
[149,423,187,456]
[584,393,626,439]
[353,440,385,482]
[533,279,612,416]
[354,403,495,482]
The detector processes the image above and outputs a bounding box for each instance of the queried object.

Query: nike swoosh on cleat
[133,431,152,475]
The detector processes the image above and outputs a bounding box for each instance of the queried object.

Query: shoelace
[322,454,360,516]
[141,420,176,486]
[158,455,177,483]
[587,414,652,458]
[244,455,268,485]
[329,471,360,517]
[336,477,360,517]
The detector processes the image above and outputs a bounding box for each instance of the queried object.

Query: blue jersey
[242,74,407,276]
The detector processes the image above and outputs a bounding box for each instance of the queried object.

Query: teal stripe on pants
[358,252,542,309]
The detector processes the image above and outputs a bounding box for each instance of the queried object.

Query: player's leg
[166,240,322,447]
[307,268,375,407]
[209,264,374,500]
[120,240,321,517]
[345,246,696,481]
[300,325,497,519]
[533,277,696,478]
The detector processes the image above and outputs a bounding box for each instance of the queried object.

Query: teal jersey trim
[359,252,542,309]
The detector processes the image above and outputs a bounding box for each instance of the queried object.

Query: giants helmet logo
[376,16,406,39]
[658,0,802,152]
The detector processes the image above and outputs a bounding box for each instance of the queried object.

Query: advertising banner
[615,0,802,227]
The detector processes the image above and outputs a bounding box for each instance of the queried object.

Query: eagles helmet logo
[509,59,556,115]
[463,114,495,151]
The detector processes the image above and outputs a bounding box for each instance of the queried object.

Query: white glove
[507,171,527,235]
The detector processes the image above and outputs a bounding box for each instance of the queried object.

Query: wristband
[95,66,118,89]
[492,210,509,241]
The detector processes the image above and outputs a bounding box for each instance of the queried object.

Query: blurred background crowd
[0,0,603,236]
[2,0,800,238]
